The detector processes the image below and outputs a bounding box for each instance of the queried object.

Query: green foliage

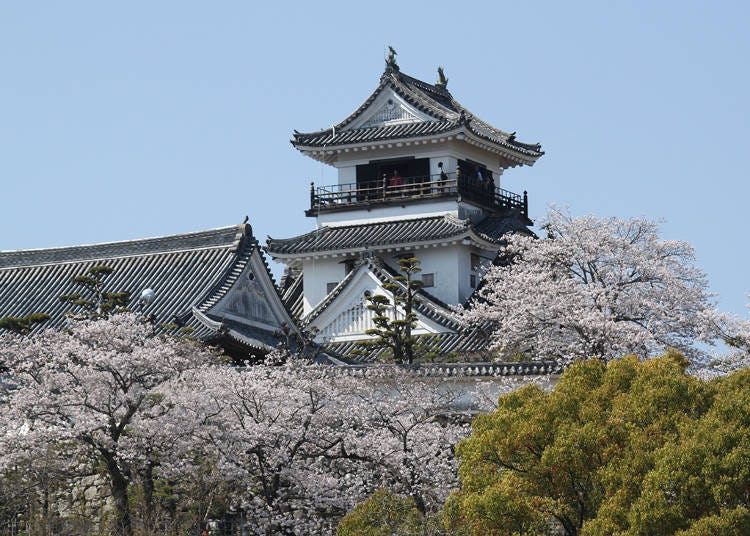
[59,264,130,318]
[359,257,423,364]
[337,488,425,536]
[0,312,50,334]
[443,352,750,536]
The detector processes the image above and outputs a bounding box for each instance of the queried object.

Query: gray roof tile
[0,225,297,357]
[292,67,543,160]
[267,213,528,256]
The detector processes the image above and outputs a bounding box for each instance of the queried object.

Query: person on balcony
[484,173,495,200]
[387,170,403,199]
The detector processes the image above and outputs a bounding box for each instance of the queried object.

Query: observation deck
[306,172,528,218]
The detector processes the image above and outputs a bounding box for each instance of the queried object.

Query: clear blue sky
[2,2,748,317]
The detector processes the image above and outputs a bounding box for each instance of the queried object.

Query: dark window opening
[471,253,481,272]
[326,282,338,294]
[422,273,435,288]
[470,274,477,288]
[356,158,431,197]
[458,159,495,203]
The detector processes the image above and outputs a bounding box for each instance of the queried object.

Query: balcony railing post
[523,190,528,217]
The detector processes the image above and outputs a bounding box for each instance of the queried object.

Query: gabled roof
[300,257,465,331]
[299,257,494,363]
[266,213,529,258]
[0,224,301,358]
[292,62,543,166]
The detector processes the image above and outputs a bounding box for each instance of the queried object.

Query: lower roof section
[266,211,531,259]
[0,223,301,360]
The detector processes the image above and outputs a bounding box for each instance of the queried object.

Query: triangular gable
[344,88,436,131]
[207,247,298,335]
[306,264,456,344]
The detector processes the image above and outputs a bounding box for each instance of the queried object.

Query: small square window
[326,282,338,294]
[470,274,477,288]
[422,273,435,288]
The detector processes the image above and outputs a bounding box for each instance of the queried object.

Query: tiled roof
[292,67,543,161]
[278,267,304,320]
[0,227,242,269]
[293,120,460,147]
[474,214,532,241]
[267,213,528,257]
[320,311,493,364]
[0,224,296,357]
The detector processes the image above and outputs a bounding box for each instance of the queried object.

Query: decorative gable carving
[360,99,421,128]
[212,266,276,326]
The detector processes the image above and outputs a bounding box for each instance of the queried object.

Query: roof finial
[436,66,448,89]
[385,46,399,72]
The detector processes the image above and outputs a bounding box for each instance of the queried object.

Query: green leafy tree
[443,352,728,536]
[362,257,423,364]
[337,488,426,536]
[0,312,50,334]
[59,265,130,318]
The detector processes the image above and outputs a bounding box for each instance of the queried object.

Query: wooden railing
[307,172,528,217]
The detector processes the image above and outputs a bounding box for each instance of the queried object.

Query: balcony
[306,172,528,217]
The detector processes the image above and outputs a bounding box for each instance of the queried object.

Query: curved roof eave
[292,66,543,160]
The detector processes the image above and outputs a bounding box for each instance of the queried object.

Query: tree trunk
[141,463,155,535]
[101,451,132,536]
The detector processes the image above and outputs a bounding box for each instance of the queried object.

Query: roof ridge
[0,225,244,269]
[302,262,362,326]
[1,225,240,255]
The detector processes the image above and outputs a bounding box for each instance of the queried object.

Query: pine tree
[363,257,423,364]
[59,265,130,318]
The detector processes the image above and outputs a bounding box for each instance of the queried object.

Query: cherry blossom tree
[0,313,217,536]
[703,297,750,374]
[168,358,470,534]
[345,368,468,515]
[461,208,715,363]
[1,320,481,534]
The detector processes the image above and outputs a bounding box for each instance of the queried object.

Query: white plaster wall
[330,142,500,175]
[302,257,348,315]
[381,245,466,305]
[457,246,473,304]
[384,243,493,306]
[337,164,357,186]
[317,200,458,227]
[429,155,457,177]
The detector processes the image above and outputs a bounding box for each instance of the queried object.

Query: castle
[0,52,546,368]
